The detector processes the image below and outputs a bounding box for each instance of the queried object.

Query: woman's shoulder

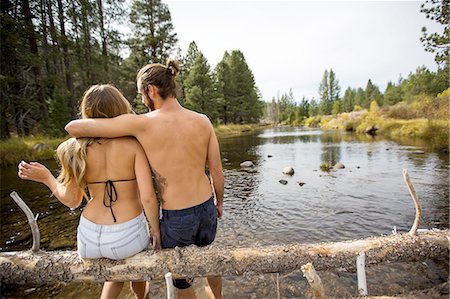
[108,136,140,147]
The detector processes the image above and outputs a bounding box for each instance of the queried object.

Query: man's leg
[100,281,124,299]
[206,276,222,299]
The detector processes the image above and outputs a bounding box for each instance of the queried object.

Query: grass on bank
[0,136,69,168]
[214,123,272,138]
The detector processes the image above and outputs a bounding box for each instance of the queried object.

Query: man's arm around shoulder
[65,114,147,138]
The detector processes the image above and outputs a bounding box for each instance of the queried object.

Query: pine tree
[319,69,340,115]
[420,0,449,68]
[215,50,262,124]
[184,53,218,120]
[342,87,355,112]
[129,0,178,65]
[383,82,403,106]
[364,79,382,107]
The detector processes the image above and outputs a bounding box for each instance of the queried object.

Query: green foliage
[320,161,331,172]
[342,87,355,112]
[0,136,68,167]
[420,0,449,68]
[214,50,262,124]
[183,53,220,120]
[369,100,380,116]
[385,102,416,119]
[319,69,341,115]
[332,100,342,116]
[129,0,178,64]
[47,88,71,137]
[383,81,403,106]
[364,79,383,108]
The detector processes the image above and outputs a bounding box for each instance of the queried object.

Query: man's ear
[148,85,157,97]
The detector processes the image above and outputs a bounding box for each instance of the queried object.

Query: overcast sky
[164,0,442,102]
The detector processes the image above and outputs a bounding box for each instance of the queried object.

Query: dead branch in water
[9,191,40,251]
[402,169,423,236]
[0,230,447,285]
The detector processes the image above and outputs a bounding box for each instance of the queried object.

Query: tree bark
[0,230,447,285]
[57,0,76,119]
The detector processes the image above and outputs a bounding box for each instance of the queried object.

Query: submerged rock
[298,182,306,187]
[33,143,49,151]
[240,161,254,167]
[364,125,378,135]
[279,179,288,185]
[282,167,295,175]
[412,150,425,154]
[267,155,273,158]
[334,162,345,169]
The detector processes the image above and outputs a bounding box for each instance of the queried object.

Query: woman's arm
[18,161,83,209]
[65,114,147,138]
[134,145,161,249]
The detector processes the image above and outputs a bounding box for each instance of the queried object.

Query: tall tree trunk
[39,0,51,75]
[57,0,76,119]
[23,0,49,122]
[46,0,62,75]
[97,0,108,75]
[80,0,92,83]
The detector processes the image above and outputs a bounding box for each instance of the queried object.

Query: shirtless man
[65,60,224,299]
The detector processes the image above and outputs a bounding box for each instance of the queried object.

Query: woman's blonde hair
[56,84,132,198]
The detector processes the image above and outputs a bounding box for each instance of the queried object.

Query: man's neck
[156,97,181,111]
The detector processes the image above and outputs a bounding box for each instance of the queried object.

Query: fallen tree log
[0,230,448,285]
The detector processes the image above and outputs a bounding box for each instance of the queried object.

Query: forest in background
[1,0,263,140]
[1,0,448,140]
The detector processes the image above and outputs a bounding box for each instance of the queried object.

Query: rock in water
[334,162,345,169]
[279,179,288,185]
[33,143,49,151]
[240,161,254,167]
[282,166,295,175]
[298,182,306,187]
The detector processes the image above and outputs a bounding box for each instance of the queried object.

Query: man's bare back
[135,107,214,209]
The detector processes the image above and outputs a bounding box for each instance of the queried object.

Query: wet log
[0,230,448,285]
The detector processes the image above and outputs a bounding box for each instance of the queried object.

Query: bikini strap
[103,180,118,223]
[87,178,136,185]
[86,178,136,222]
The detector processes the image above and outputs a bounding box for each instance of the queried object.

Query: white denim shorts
[77,212,150,260]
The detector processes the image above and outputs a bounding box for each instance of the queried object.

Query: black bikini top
[87,178,136,222]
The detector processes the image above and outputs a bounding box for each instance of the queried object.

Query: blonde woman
[18,84,160,299]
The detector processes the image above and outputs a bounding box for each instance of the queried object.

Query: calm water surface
[1,127,448,298]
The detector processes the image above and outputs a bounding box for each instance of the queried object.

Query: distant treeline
[0,0,262,139]
[264,66,449,125]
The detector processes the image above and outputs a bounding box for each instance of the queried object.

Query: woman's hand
[18,161,53,184]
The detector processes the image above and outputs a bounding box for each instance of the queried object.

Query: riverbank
[0,124,273,167]
[308,112,449,151]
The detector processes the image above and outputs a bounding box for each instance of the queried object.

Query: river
[1,127,448,298]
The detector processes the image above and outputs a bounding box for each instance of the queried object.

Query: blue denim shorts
[160,195,218,288]
[77,212,150,260]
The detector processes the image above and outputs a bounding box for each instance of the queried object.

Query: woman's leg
[130,281,148,299]
[100,281,124,299]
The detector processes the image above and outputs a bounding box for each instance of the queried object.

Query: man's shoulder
[184,109,211,124]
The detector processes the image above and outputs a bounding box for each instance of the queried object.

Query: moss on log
[0,230,448,284]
